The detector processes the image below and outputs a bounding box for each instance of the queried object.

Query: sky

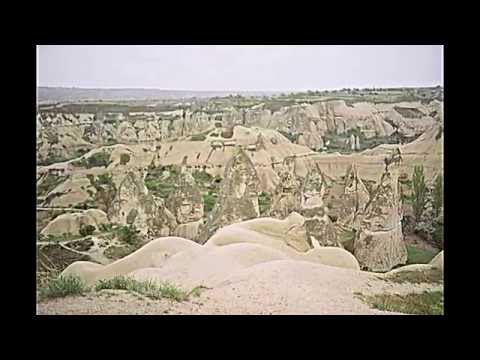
[37,45,443,91]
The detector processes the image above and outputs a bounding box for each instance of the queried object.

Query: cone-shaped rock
[197,147,260,243]
[353,169,407,272]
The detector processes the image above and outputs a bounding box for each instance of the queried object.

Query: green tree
[412,165,427,222]
[79,224,96,237]
[432,174,443,217]
[87,174,117,216]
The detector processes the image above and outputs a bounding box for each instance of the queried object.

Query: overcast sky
[37,45,443,91]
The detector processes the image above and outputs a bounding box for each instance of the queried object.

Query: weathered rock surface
[269,156,303,218]
[299,167,340,247]
[353,170,407,271]
[110,170,177,237]
[165,166,204,225]
[429,250,443,273]
[197,148,260,243]
[325,163,370,227]
[41,209,108,237]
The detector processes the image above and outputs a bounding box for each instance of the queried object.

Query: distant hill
[37,87,281,103]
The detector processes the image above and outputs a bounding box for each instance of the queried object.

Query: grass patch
[115,224,141,245]
[94,276,191,302]
[190,134,206,141]
[37,174,68,196]
[383,268,443,284]
[407,245,436,264]
[356,291,443,315]
[203,192,218,213]
[258,192,271,215]
[72,151,112,169]
[145,165,179,198]
[38,275,88,301]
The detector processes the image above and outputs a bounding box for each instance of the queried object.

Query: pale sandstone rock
[353,170,407,272]
[197,147,260,243]
[41,209,108,237]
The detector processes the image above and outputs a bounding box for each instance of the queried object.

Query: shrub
[190,134,206,141]
[432,175,443,217]
[38,275,88,301]
[95,276,190,302]
[406,245,437,265]
[412,165,427,222]
[79,224,96,237]
[258,192,271,215]
[203,192,218,213]
[192,170,213,184]
[116,224,141,245]
[99,223,113,232]
[120,153,131,165]
[87,151,112,168]
[355,291,443,315]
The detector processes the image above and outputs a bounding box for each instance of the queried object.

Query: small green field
[406,245,437,265]
[356,291,443,315]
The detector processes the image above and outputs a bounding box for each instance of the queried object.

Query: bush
[406,245,436,265]
[258,192,271,215]
[203,192,218,213]
[79,224,96,237]
[120,153,131,165]
[38,275,88,301]
[192,170,213,184]
[116,224,140,245]
[190,134,206,141]
[432,175,443,217]
[356,291,443,315]
[412,165,427,223]
[88,151,112,168]
[95,276,190,302]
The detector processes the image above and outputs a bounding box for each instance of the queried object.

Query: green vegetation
[79,224,96,237]
[258,192,271,215]
[203,191,218,213]
[192,170,213,185]
[95,276,190,302]
[145,165,179,199]
[104,243,141,260]
[38,275,88,301]
[433,221,444,249]
[406,245,437,265]
[145,178,176,198]
[383,268,443,284]
[87,174,117,215]
[120,153,131,165]
[73,151,112,168]
[432,175,443,217]
[99,223,114,232]
[190,134,207,141]
[37,174,67,196]
[412,165,427,222]
[356,291,443,315]
[115,224,141,245]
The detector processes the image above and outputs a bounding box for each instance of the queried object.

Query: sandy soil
[37,261,443,315]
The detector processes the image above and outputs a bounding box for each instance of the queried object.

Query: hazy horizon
[37,45,443,92]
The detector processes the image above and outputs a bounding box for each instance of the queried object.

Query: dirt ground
[37,265,443,315]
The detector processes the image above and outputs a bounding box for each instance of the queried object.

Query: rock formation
[299,166,340,247]
[353,169,407,272]
[197,147,260,243]
[268,156,303,218]
[110,170,177,237]
[165,158,204,240]
[326,163,370,227]
[41,209,108,237]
